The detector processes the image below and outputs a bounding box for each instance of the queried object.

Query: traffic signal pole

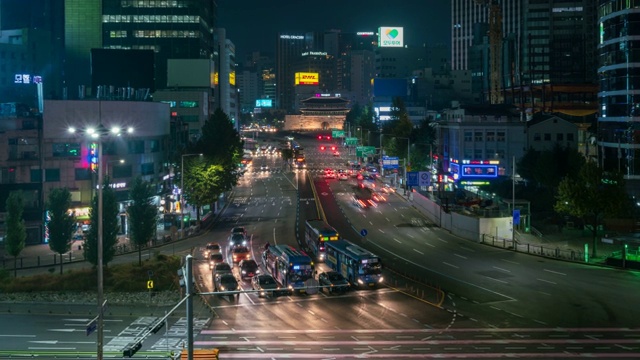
[186,254,194,360]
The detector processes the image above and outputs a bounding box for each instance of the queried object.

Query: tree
[5,191,26,278]
[194,108,244,193]
[128,177,157,266]
[183,159,225,221]
[554,161,632,258]
[84,176,120,267]
[47,188,76,274]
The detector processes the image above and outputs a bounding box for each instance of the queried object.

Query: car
[231,226,247,236]
[285,136,294,141]
[212,262,233,279]
[232,246,251,263]
[208,252,224,269]
[260,164,268,171]
[251,274,283,298]
[214,273,239,297]
[239,259,260,280]
[338,172,348,181]
[229,233,248,248]
[318,271,350,294]
[325,171,336,179]
[204,242,221,257]
[333,151,340,157]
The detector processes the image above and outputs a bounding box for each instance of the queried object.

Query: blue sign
[382,156,399,169]
[513,209,520,225]
[419,171,430,187]
[360,228,368,237]
[407,172,419,186]
[86,318,97,336]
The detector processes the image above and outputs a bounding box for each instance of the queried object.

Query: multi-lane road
[2,131,640,359]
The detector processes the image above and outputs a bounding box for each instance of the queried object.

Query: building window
[486,131,495,142]
[1,167,16,184]
[567,133,574,141]
[474,149,483,159]
[30,169,40,183]
[52,143,81,157]
[557,133,564,141]
[141,162,154,175]
[149,140,159,152]
[534,133,541,141]
[75,168,92,180]
[544,133,551,141]
[45,168,60,182]
[128,140,144,154]
[464,131,472,142]
[496,132,505,142]
[112,164,132,179]
[474,131,483,142]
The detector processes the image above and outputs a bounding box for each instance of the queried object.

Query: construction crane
[476,0,503,104]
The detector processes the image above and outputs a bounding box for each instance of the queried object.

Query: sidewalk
[0,199,224,274]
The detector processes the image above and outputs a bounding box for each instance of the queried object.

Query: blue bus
[325,239,383,288]
[304,219,339,262]
[262,244,315,293]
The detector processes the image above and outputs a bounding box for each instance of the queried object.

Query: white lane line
[369,221,374,225]
[454,253,467,260]
[413,249,424,255]
[379,229,386,234]
[543,269,566,276]
[443,262,459,269]
[537,278,557,285]
[394,238,401,244]
[407,234,415,238]
[459,246,476,252]
[386,217,391,222]
[485,277,508,284]
[501,259,519,265]
[492,266,511,273]
[424,242,435,248]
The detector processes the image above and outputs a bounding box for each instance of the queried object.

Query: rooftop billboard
[295,72,319,86]
[378,27,404,48]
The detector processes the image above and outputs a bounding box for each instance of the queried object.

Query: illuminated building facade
[598,0,640,190]
[276,32,308,112]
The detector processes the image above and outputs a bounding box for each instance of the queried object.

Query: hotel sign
[295,72,319,85]
[378,27,404,47]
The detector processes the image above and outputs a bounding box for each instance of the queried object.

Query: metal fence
[480,234,587,263]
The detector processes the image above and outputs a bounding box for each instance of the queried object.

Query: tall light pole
[69,124,132,360]
[180,153,202,238]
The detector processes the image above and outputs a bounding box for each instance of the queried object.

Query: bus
[262,244,315,293]
[294,155,307,169]
[304,219,339,262]
[325,239,383,288]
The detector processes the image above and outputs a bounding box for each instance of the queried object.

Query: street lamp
[68,124,132,360]
[180,153,202,238]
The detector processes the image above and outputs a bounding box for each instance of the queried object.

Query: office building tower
[598,1,640,191]
[215,28,238,128]
[276,32,308,112]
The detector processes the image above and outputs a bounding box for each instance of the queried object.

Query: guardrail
[480,234,587,263]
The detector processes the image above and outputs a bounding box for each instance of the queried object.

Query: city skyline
[217,1,451,60]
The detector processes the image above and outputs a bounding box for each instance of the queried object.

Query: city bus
[262,244,315,293]
[304,219,339,262]
[325,239,383,288]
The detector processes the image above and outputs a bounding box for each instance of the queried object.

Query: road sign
[147,280,154,289]
[419,171,430,187]
[513,209,520,225]
[356,146,376,157]
[360,228,368,237]
[332,130,345,138]
[345,137,358,146]
[406,172,418,186]
[86,318,97,336]
[382,156,399,169]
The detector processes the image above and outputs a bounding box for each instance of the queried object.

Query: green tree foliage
[194,108,243,193]
[47,188,76,274]
[518,145,585,189]
[128,176,157,266]
[183,158,225,221]
[84,177,120,267]
[554,161,632,257]
[280,148,294,170]
[409,118,437,171]
[5,191,26,278]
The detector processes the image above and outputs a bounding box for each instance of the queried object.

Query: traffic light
[122,340,142,357]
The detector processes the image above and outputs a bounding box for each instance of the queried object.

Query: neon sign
[461,165,498,178]
[88,143,98,173]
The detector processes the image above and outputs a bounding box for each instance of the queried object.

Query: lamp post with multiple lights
[68,124,133,360]
[180,153,202,238]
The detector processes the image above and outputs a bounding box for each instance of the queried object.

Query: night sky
[217,1,451,60]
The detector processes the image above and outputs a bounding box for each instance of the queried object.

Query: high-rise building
[597,0,640,192]
[215,28,238,129]
[276,32,308,112]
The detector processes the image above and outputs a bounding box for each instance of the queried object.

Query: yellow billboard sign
[295,72,319,85]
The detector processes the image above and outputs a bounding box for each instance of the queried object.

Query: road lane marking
[394,238,401,243]
[442,262,459,269]
[424,242,435,248]
[454,253,467,260]
[537,278,557,285]
[492,266,510,273]
[543,269,566,276]
[501,259,519,265]
[413,249,424,255]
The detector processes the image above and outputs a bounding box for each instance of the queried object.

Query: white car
[260,164,268,171]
